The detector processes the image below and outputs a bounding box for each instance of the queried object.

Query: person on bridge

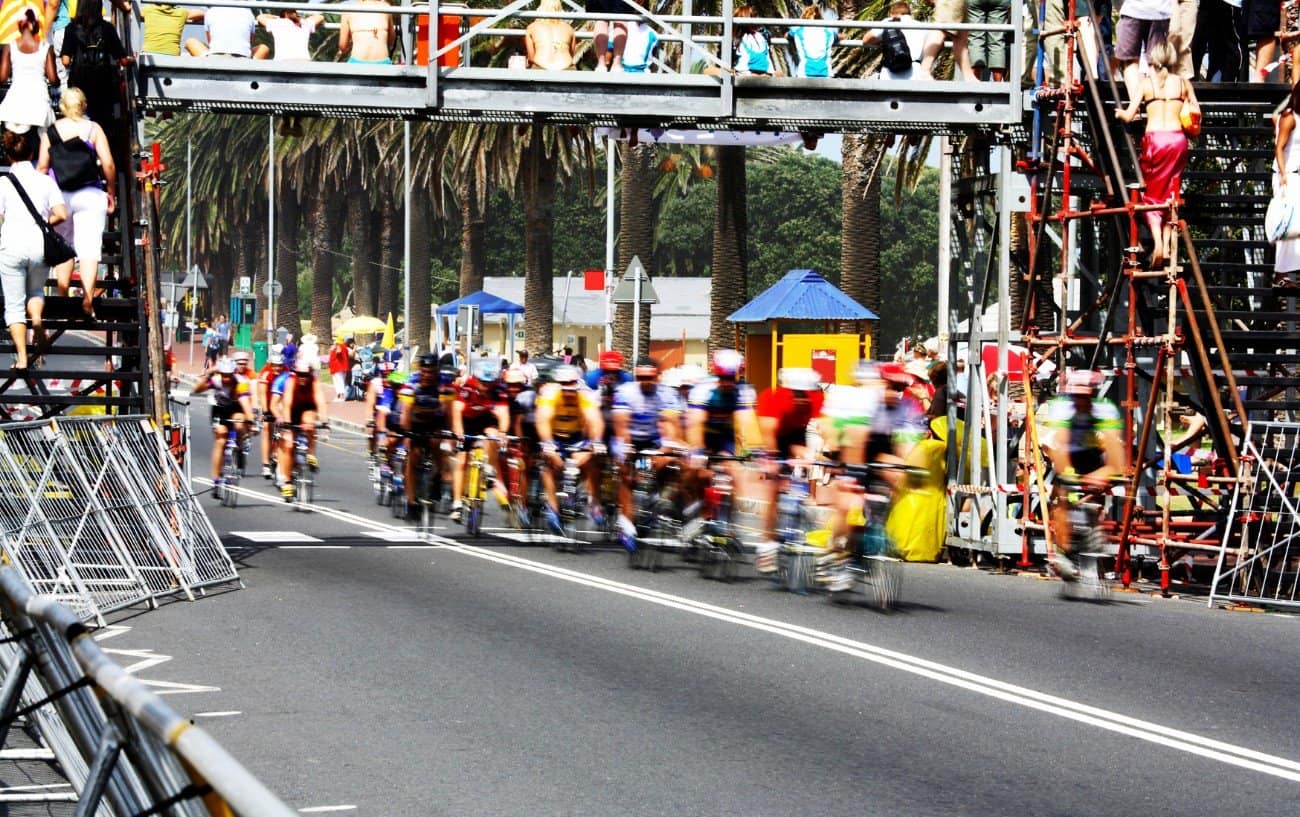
[254,8,325,61]
[185,1,254,58]
[918,0,977,81]
[37,86,115,319]
[526,0,578,70]
[586,0,632,72]
[337,0,396,64]
[1274,81,1300,287]
[788,3,838,78]
[0,127,66,371]
[141,3,204,57]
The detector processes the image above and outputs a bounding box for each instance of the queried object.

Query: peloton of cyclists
[534,363,605,535]
[192,356,253,491]
[610,356,684,551]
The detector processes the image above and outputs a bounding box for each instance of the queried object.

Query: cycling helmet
[379,361,395,375]
[599,350,625,371]
[439,367,458,386]
[216,358,236,374]
[1063,369,1102,395]
[852,359,880,385]
[660,368,683,389]
[778,367,821,391]
[878,362,913,387]
[553,364,582,387]
[633,356,659,376]
[418,352,438,369]
[471,358,502,383]
[387,371,407,387]
[268,349,285,365]
[503,367,527,385]
[711,349,744,377]
[231,350,251,364]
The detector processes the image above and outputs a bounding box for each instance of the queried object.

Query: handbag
[46,122,101,192]
[2,172,75,266]
[1179,99,1202,138]
[1266,191,1300,242]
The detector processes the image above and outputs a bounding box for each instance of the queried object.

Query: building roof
[483,276,712,340]
[726,269,878,323]
[436,290,526,316]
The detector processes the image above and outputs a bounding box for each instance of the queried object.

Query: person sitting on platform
[525,0,577,70]
[184,1,255,58]
[254,8,325,61]
[619,16,659,73]
[788,3,838,78]
[336,0,396,64]
[141,3,204,56]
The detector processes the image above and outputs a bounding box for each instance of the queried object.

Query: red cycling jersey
[456,378,508,422]
[756,387,824,440]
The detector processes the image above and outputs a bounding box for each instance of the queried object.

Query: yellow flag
[381,313,395,350]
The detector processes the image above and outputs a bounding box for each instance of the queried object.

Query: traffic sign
[611,256,658,304]
[263,280,283,298]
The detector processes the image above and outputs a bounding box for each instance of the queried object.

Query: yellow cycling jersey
[537,384,599,437]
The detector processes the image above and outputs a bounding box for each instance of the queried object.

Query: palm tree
[615,141,657,359]
[709,144,747,352]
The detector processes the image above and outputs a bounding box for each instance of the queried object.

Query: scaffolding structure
[944,1,1266,597]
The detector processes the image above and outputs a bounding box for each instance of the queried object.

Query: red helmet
[599,350,625,371]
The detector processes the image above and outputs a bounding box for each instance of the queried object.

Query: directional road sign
[611,255,658,304]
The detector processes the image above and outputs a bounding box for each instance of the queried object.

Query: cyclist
[502,367,537,525]
[364,360,396,463]
[586,349,632,443]
[1043,369,1125,580]
[535,363,604,535]
[611,356,683,551]
[256,345,287,479]
[399,354,451,518]
[449,358,510,522]
[753,367,824,572]
[684,349,760,525]
[277,354,329,500]
[192,357,253,491]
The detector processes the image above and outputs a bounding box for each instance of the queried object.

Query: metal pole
[605,135,616,351]
[995,143,1012,550]
[185,139,193,365]
[404,121,412,364]
[632,266,641,363]
[267,116,276,347]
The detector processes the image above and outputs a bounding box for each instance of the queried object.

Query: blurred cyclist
[753,367,824,572]
[449,358,510,522]
[192,357,253,490]
[400,354,451,517]
[611,356,683,551]
[535,363,605,534]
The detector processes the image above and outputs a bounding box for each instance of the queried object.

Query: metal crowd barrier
[0,567,295,815]
[0,415,239,624]
[1211,421,1300,610]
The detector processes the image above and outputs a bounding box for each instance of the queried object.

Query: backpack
[47,123,100,192]
[880,26,913,75]
[69,24,114,89]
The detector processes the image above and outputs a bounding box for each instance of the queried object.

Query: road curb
[171,372,368,435]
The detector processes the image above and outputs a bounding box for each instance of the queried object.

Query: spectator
[214,313,231,356]
[1115,0,1173,105]
[328,335,350,401]
[0,9,55,134]
[1193,0,1243,81]
[185,2,255,58]
[1273,81,1300,287]
[516,349,539,384]
[732,5,776,75]
[1242,0,1279,81]
[336,0,395,64]
[1168,0,1198,77]
[967,0,1010,81]
[60,0,128,167]
[141,3,203,57]
[203,323,220,366]
[525,0,577,70]
[620,16,658,73]
[1040,0,1103,86]
[919,0,977,81]
[254,8,324,61]
[586,0,631,72]
[0,128,67,371]
[862,1,926,80]
[1117,35,1196,267]
[789,3,838,77]
[36,86,115,318]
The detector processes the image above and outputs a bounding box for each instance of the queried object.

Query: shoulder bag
[1266,188,1300,242]
[2,172,75,266]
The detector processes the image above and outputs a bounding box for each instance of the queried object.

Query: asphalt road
[103,407,1300,816]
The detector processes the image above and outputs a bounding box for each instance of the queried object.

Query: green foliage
[876,157,940,353]
[746,151,843,293]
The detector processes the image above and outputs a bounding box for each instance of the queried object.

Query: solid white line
[194,711,243,718]
[206,476,1300,781]
[298,807,358,813]
[276,546,351,550]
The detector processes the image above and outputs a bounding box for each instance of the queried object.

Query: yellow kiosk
[726,269,877,392]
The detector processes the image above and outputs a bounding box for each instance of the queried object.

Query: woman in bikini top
[525,0,576,70]
[338,0,396,63]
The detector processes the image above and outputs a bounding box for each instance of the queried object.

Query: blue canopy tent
[727,269,878,389]
[435,290,526,361]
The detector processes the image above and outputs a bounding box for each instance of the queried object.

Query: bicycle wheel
[466,499,483,536]
[391,488,407,519]
[295,473,313,511]
[222,450,240,508]
[866,555,903,610]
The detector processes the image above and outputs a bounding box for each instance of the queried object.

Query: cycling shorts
[463,415,500,440]
[289,406,317,427]
[211,405,240,428]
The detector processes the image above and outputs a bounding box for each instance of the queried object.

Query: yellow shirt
[537,383,598,438]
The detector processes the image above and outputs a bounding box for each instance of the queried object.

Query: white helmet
[711,349,744,377]
[216,358,236,374]
[778,367,821,391]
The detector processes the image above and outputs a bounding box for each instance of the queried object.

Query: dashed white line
[229,531,324,544]
[298,806,357,813]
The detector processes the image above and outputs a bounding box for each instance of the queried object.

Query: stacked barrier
[0,568,294,815]
[0,415,238,623]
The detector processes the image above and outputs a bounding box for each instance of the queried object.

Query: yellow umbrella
[381,313,396,350]
[338,315,387,335]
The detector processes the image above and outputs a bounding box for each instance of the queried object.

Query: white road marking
[103,648,172,675]
[490,531,577,545]
[140,679,222,696]
[298,806,358,813]
[0,749,55,760]
[91,624,132,642]
[361,530,438,542]
[229,531,324,544]
[193,711,243,718]
[277,545,351,550]
[207,476,1300,781]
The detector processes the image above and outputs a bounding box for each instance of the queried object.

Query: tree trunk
[348,181,377,317]
[275,181,302,338]
[615,142,655,361]
[522,128,557,355]
[459,171,485,298]
[709,145,747,353]
[377,199,400,322]
[310,185,343,341]
[839,133,885,338]
[408,187,434,357]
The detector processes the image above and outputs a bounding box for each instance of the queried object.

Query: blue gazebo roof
[436,290,526,316]
[727,269,878,323]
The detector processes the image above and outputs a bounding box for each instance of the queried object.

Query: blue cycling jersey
[613,381,681,443]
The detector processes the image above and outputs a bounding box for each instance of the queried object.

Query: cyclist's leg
[210,419,228,480]
[540,447,562,513]
[301,411,317,465]
[406,437,424,507]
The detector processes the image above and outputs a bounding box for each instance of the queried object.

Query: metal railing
[0,567,295,815]
[1211,421,1300,610]
[0,416,239,624]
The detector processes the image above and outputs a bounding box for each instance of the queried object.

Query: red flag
[583,269,605,291]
